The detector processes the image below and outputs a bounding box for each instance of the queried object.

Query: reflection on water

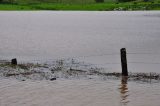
[119,76,129,106]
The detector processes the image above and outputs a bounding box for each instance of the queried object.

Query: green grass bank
[0,0,160,11]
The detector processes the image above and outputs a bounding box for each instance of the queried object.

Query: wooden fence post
[11,58,17,65]
[120,48,128,76]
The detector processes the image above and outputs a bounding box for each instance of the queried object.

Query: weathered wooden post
[120,48,128,76]
[11,58,17,65]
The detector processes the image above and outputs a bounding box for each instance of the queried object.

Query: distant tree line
[95,0,104,3]
[0,0,150,4]
[118,0,135,2]
[0,0,14,3]
[0,0,105,3]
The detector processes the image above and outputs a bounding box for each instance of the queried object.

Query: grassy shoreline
[0,2,160,11]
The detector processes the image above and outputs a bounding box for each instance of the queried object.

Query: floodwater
[0,78,160,106]
[0,11,160,73]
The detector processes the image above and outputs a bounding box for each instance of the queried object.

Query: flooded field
[0,11,160,73]
[0,78,160,106]
[0,58,160,106]
[0,11,160,106]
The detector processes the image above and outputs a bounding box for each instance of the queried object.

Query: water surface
[0,11,160,73]
[0,78,160,106]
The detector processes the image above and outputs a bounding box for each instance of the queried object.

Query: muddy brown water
[0,78,160,106]
[0,11,160,73]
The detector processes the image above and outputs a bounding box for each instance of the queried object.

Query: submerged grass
[1,60,160,82]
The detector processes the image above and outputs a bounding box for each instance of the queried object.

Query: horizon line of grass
[0,2,160,11]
